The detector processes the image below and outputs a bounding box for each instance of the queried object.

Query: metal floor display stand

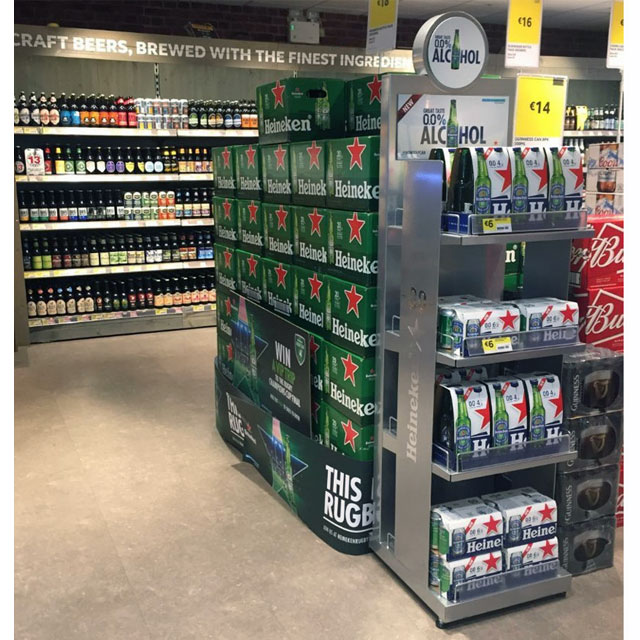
[370,74,592,626]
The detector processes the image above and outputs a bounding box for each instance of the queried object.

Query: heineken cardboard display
[237,249,264,304]
[212,146,236,196]
[293,265,330,335]
[217,330,234,382]
[263,202,294,259]
[293,205,330,269]
[328,210,378,285]
[324,342,376,427]
[257,77,346,144]
[215,243,239,291]
[261,143,292,203]
[327,275,378,356]
[347,75,382,136]
[290,140,327,206]
[262,257,294,318]
[327,135,380,212]
[324,401,375,462]
[237,199,264,252]
[309,331,325,399]
[213,196,239,245]
[234,144,262,200]
[216,285,238,345]
[557,515,615,576]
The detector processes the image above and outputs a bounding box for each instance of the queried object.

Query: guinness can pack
[557,515,616,575]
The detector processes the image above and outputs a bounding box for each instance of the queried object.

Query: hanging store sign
[514,75,567,146]
[14,24,413,74]
[366,0,399,54]
[606,1,624,69]
[505,0,543,68]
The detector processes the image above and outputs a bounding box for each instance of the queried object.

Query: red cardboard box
[572,286,624,352]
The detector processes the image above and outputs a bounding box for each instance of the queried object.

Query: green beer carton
[261,143,292,203]
[212,196,239,245]
[293,205,330,269]
[327,275,378,356]
[262,257,294,318]
[327,135,380,211]
[290,139,327,206]
[217,329,234,381]
[347,75,382,135]
[324,402,375,461]
[237,249,264,304]
[237,199,264,252]
[257,77,346,144]
[216,285,239,344]
[263,202,294,259]
[215,242,239,291]
[212,145,236,196]
[328,209,378,285]
[311,398,326,445]
[309,330,326,398]
[324,341,376,427]
[293,266,330,335]
[234,144,262,199]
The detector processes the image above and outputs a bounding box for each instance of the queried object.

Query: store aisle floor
[14,329,623,640]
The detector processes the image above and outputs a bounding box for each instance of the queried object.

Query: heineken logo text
[523,523,557,541]
[298,303,323,329]
[324,464,373,533]
[297,179,327,196]
[330,383,374,417]
[334,180,379,200]
[266,179,292,194]
[354,114,381,132]
[216,176,235,189]
[218,228,237,241]
[334,250,377,275]
[299,243,328,264]
[239,176,261,191]
[218,274,236,289]
[332,319,378,348]
[466,536,502,554]
[268,238,293,255]
[241,230,263,246]
[406,371,419,462]
[267,292,292,315]
[264,116,311,134]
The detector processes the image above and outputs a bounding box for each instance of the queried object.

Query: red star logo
[539,502,556,522]
[225,342,233,360]
[221,146,231,169]
[344,285,363,317]
[274,144,287,170]
[275,205,288,230]
[309,335,319,362]
[495,163,513,193]
[500,309,519,330]
[308,273,323,301]
[474,402,491,431]
[483,515,501,534]
[367,75,382,104]
[483,553,500,572]
[341,352,359,386]
[247,254,258,277]
[271,80,285,108]
[224,298,231,316]
[570,167,584,189]
[308,208,324,236]
[274,263,288,288]
[342,419,359,452]
[245,145,256,168]
[306,140,322,169]
[222,199,232,220]
[533,164,549,190]
[248,201,258,224]
[346,212,366,244]
[540,538,557,558]
[513,395,528,424]
[223,248,232,269]
[560,303,577,324]
[347,137,366,170]
[549,395,563,419]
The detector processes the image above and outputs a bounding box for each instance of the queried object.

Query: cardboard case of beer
[430,497,487,550]
[217,331,234,381]
[213,196,239,245]
[504,241,525,294]
[308,330,325,399]
[510,147,549,213]
[212,146,236,196]
[215,243,239,291]
[586,168,624,194]
[262,257,294,318]
[484,377,528,446]
[328,210,378,285]
[586,142,624,171]
[557,515,615,576]
[311,397,326,444]
[257,77,346,144]
[293,265,330,335]
[234,144,262,200]
[503,537,559,570]
[323,402,375,461]
[439,551,503,601]
[347,75,382,135]
[237,199,264,252]
[571,286,624,353]
[261,143,292,203]
[513,297,579,331]
[293,205,330,269]
[544,147,584,212]
[584,192,624,216]
[481,487,557,548]
[517,372,563,440]
[327,135,380,212]
[290,139,327,206]
[237,249,264,304]
[216,284,238,348]
[263,202,294,259]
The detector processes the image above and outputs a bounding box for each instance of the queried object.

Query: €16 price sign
[505,0,543,68]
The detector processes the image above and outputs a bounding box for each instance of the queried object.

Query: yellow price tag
[482,217,512,234]
[515,75,566,141]
[368,0,396,29]
[156,308,168,315]
[610,0,624,45]
[507,0,543,44]
[482,336,513,354]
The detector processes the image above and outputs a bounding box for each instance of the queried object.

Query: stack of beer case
[554,345,623,573]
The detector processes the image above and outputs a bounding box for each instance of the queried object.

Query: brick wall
[14,0,608,57]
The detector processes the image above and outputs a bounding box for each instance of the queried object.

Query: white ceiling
[213,0,613,31]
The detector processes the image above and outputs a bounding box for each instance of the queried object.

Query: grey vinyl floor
[14,328,623,639]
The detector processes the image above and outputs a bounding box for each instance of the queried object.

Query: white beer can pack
[511,147,549,213]
[438,294,491,305]
[518,372,564,439]
[544,146,584,212]
[482,487,557,548]
[503,536,559,570]
[471,146,513,215]
[439,552,503,601]
[484,377,528,446]
[513,297,579,331]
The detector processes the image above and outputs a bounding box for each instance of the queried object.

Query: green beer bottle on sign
[492,384,510,447]
[315,82,331,131]
[512,148,529,213]
[474,150,491,215]
[451,29,461,70]
[455,390,472,455]
[446,99,458,148]
[530,381,545,440]
[549,148,566,212]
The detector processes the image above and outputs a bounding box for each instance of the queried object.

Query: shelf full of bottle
[563,103,623,135]
[14,90,258,131]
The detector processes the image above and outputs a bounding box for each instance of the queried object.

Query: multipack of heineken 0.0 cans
[508,147,549,213]
[503,536,559,570]
[544,146,584,213]
[513,297,579,331]
[439,551,503,601]
[484,377,528,446]
[518,372,564,440]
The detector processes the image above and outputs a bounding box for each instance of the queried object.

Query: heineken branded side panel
[293,265,330,335]
[290,140,327,207]
[293,205,330,269]
[261,143,292,203]
[262,257,294,318]
[557,515,616,575]
[327,135,380,212]
[237,199,264,252]
[217,330,234,381]
[347,75,382,135]
[214,242,239,291]
[263,202,294,259]
[212,196,239,245]
[211,146,236,196]
[237,249,264,304]
[324,402,375,462]
[234,144,262,200]
[215,357,247,451]
[544,146,584,213]
[257,77,346,144]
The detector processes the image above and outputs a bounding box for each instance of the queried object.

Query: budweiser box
[517,372,563,440]
[214,243,239,291]
[510,147,549,213]
[262,257,294,318]
[217,331,234,381]
[234,143,262,199]
[347,75,382,135]
[257,77,346,144]
[569,215,623,290]
[212,196,239,245]
[439,551,503,602]
[503,537,559,570]
[513,297,579,331]
[437,503,503,560]
[584,192,624,216]
[324,342,376,428]
[237,249,264,304]
[327,275,378,357]
[293,265,330,335]
[558,412,623,473]
[586,142,624,171]
[323,402,375,461]
[484,378,528,446]
[571,286,623,352]
[556,464,619,525]
[561,345,623,418]
[481,487,557,548]
[327,135,380,212]
[260,143,292,203]
[328,210,378,286]
[211,146,236,196]
[544,147,584,213]
[263,202,294,259]
[237,199,264,252]
[290,139,327,206]
[293,206,330,269]
[557,515,615,576]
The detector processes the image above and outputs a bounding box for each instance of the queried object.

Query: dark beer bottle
[85,147,96,174]
[38,92,50,126]
[70,93,81,126]
[18,91,30,125]
[89,94,99,126]
[108,95,118,126]
[15,146,26,175]
[188,100,199,129]
[95,146,106,174]
[59,93,71,126]
[49,93,60,126]
[199,101,208,129]
[127,97,137,128]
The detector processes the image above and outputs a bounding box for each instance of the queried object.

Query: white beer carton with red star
[512,147,549,212]
[513,297,579,331]
[484,377,529,446]
[518,372,564,438]
[471,147,512,215]
[439,551,503,601]
[503,537,559,570]
[545,146,584,212]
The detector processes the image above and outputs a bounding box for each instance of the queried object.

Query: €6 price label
[514,75,566,146]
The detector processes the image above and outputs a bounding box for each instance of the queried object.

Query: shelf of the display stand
[15,126,259,138]
[441,228,594,245]
[442,210,587,236]
[15,173,213,183]
[19,218,214,231]
[563,130,622,137]
[431,435,575,482]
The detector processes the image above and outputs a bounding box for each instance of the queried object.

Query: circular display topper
[413,12,489,91]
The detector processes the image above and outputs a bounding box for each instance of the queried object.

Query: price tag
[481,336,513,353]
[192,305,204,313]
[505,0,543,68]
[156,308,168,315]
[514,75,566,146]
[607,1,624,69]
[366,0,398,53]
[481,217,512,233]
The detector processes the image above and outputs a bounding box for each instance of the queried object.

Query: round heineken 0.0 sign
[413,12,488,91]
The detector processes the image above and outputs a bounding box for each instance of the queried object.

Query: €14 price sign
[505,0,544,68]
[514,75,567,146]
